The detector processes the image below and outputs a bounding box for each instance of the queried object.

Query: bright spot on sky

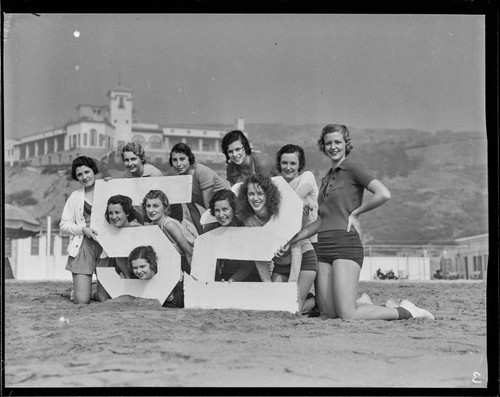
[73,31,80,38]
[75,65,80,71]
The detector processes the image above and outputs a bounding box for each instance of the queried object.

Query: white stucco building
[4,137,20,166]
[11,85,244,167]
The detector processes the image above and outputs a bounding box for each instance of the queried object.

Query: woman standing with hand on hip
[60,156,106,304]
[277,124,434,321]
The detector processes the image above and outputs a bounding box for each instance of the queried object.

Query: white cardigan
[59,188,106,258]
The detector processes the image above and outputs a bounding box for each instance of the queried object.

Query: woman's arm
[165,221,194,262]
[201,186,214,209]
[288,242,302,283]
[60,194,83,236]
[279,217,322,254]
[347,179,390,233]
[255,261,273,282]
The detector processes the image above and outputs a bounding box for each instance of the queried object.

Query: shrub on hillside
[6,190,38,206]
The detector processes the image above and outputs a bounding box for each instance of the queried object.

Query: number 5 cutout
[91,176,192,304]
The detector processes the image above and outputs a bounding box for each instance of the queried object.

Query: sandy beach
[4,279,488,390]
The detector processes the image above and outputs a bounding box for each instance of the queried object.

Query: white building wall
[12,235,72,281]
[361,256,431,281]
[4,138,20,165]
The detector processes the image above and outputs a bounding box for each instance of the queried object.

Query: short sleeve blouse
[317,158,375,233]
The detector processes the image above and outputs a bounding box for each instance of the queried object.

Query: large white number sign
[92,176,192,304]
[185,176,303,312]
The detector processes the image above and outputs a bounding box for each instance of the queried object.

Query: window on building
[61,236,70,254]
[56,135,65,151]
[473,255,483,272]
[83,133,88,146]
[47,138,54,153]
[119,96,125,109]
[72,135,77,148]
[202,139,216,152]
[48,155,52,165]
[185,138,198,149]
[30,236,40,256]
[149,136,162,149]
[78,134,81,147]
[90,129,98,146]
[58,154,62,163]
[5,239,12,256]
[50,235,55,255]
[132,135,146,146]
[99,134,105,147]
[484,255,488,271]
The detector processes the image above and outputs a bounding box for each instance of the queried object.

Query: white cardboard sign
[91,176,192,257]
[184,274,299,312]
[190,176,303,282]
[92,176,191,304]
[186,177,303,313]
[96,226,182,304]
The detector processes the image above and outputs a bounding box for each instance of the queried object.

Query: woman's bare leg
[72,273,92,304]
[271,273,288,282]
[315,261,337,318]
[298,270,316,312]
[331,259,399,320]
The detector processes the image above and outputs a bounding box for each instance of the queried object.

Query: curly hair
[105,195,136,223]
[221,130,252,164]
[317,124,353,156]
[276,144,305,173]
[236,174,281,221]
[71,156,99,180]
[142,190,170,218]
[128,245,158,274]
[121,142,146,164]
[169,142,196,166]
[209,189,237,217]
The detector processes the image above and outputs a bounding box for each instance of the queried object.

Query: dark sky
[4,13,485,138]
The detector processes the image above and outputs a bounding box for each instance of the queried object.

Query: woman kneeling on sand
[60,156,107,304]
[276,124,434,321]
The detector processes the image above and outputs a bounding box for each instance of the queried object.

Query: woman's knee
[73,292,91,304]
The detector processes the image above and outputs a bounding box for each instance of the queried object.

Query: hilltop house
[9,85,244,167]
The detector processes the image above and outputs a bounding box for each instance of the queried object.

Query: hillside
[4,126,488,244]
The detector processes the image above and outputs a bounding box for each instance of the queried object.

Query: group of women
[60,125,434,321]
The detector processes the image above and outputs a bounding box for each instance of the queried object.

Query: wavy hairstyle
[71,156,99,180]
[142,189,170,218]
[105,195,136,223]
[121,142,146,164]
[209,189,237,217]
[317,124,353,156]
[128,245,158,274]
[221,130,252,164]
[276,144,306,173]
[169,142,196,166]
[236,174,281,221]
